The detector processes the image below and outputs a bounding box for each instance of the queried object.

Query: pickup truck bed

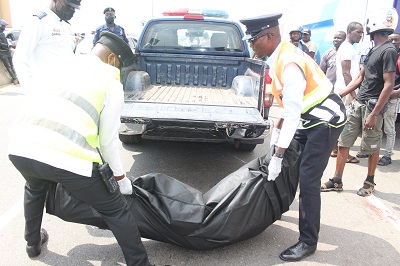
[124,85,262,124]
[122,53,266,125]
[124,85,263,124]
[126,85,257,106]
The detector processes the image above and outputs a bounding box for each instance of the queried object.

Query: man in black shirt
[322,8,398,196]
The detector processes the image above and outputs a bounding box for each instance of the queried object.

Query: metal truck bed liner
[125,85,258,106]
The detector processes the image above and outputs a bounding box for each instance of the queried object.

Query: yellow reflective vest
[11,56,120,163]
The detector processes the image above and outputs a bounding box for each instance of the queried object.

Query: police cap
[240,13,282,40]
[97,31,133,65]
[65,0,81,10]
[104,7,115,14]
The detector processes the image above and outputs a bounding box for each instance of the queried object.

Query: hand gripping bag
[46,139,303,250]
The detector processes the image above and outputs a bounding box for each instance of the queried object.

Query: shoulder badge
[33,11,47,19]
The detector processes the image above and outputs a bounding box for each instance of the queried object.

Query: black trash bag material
[46,139,303,250]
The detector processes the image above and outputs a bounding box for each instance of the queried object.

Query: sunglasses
[248,32,274,45]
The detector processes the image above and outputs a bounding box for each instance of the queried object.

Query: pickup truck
[119,9,273,151]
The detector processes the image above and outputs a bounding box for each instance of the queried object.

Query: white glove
[270,128,281,147]
[118,176,133,195]
[267,156,283,181]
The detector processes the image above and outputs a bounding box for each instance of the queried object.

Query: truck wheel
[119,133,142,144]
[233,139,257,151]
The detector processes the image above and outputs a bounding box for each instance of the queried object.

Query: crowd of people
[251,15,399,171]
[320,9,399,196]
[2,0,399,265]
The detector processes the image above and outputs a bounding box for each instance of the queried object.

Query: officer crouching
[8,32,151,266]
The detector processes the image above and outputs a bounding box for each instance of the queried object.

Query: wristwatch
[274,151,284,158]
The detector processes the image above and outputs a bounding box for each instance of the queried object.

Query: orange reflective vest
[271,41,333,114]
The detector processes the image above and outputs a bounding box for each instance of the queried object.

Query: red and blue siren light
[162,8,229,19]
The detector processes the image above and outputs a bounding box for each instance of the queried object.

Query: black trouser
[0,54,17,80]
[9,155,150,266]
[293,124,343,245]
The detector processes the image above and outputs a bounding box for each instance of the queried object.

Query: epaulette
[33,11,47,19]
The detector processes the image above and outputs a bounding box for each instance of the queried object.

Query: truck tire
[119,133,142,144]
[233,139,257,151]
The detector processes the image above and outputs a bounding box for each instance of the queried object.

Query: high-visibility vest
[271,41,332,114]
[12,56,120,163]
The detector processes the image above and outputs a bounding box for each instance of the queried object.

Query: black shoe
[279,241,317,261]
[26,228,48,258]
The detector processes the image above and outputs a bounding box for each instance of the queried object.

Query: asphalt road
[1,84,400,265]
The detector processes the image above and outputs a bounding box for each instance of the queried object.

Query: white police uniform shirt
[13,8,76,89]
[267,42,346,149]
[9,54,125,177]
[266,42,306,149]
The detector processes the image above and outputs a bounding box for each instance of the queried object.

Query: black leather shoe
[279,241,317,261]
[26,228,48,258]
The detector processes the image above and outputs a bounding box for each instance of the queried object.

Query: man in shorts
[321,8,398,196]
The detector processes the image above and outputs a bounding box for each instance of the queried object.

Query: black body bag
[46,139,303,250]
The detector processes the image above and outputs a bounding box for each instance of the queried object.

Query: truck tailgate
[122,86,265,125]
[122,102,266,125]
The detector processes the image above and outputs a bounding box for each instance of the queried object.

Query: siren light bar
[162,8,229,19]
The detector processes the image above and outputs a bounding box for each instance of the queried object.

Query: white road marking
[0,198,23,230]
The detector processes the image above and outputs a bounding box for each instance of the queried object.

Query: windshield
[140,20,245,53]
